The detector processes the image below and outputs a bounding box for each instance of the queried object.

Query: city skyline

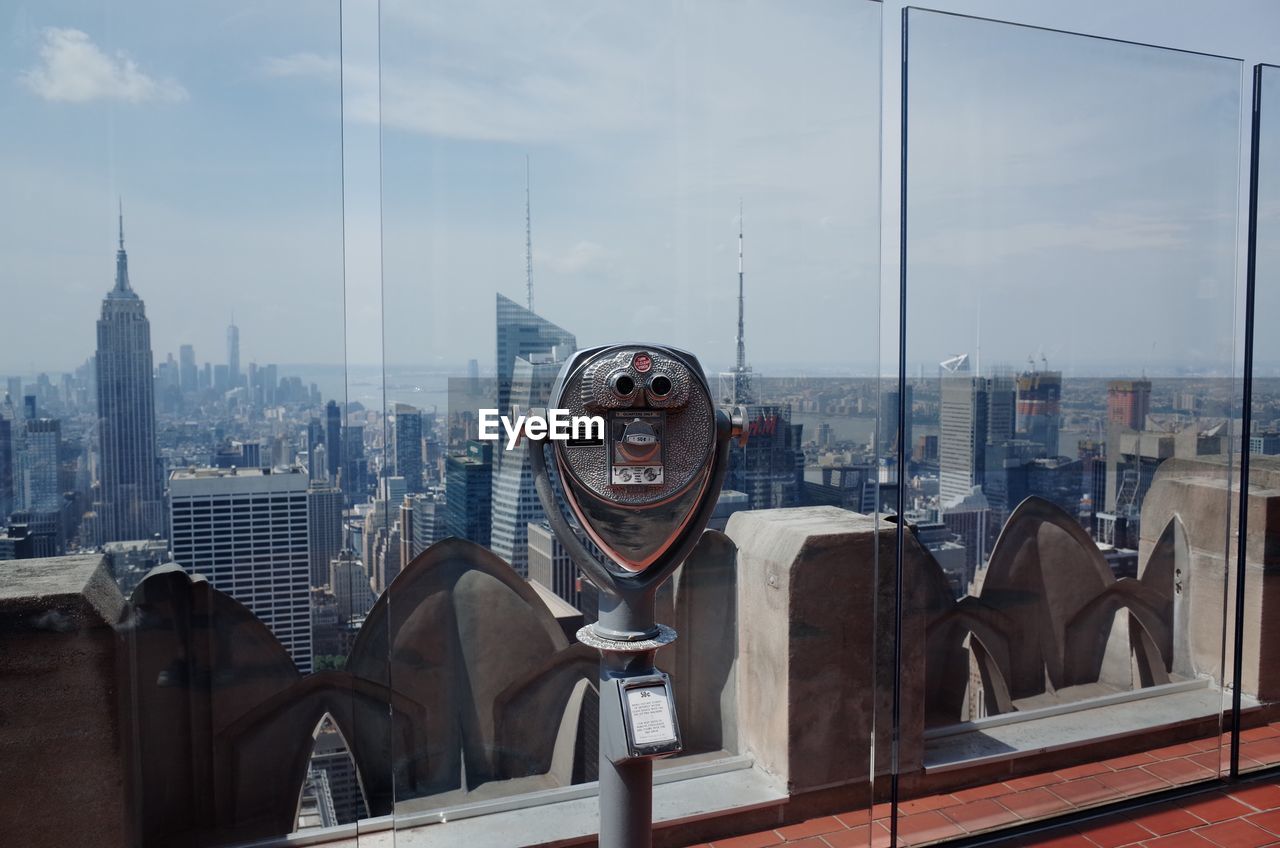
[15,1,1275,376]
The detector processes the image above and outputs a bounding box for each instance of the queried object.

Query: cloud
[262,52,340,81]
[540,240,607,274]
[19,28,187,104]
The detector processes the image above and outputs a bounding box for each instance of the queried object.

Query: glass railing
[7,4,1280,848]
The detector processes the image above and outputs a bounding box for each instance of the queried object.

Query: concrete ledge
[0,554,129,848]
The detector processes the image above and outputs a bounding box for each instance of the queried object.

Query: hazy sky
[3,1,1280,381]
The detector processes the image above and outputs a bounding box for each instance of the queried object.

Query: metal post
[598,598,658,848]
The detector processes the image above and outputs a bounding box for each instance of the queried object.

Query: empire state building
[94,207,163,542]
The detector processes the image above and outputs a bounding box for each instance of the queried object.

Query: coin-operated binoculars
[528,344,745,848]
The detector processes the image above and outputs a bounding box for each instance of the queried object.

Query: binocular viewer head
[536,344,738,586]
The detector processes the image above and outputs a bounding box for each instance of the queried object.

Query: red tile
[1193,819,1276,848]
[1094,767,1171,796]
[1051,777,1119,808]
[1150,743,1209,760]
[1229,782,1280,812]
[1057,762,1114,780]
[1239,725,1280,743]
[712,832,784,848]
[953,782,1011,802]
[1106,753,1160,770]
[1135,806,1209,836]
[899,793,962,814]
[942,798,1018,833]
[1078,816,1154,848]
[832,809,872,829]
[777,839,828,848]
[1141,833,1215,848]
[1244,809,1280,836]
[1143,758,1218,785]
[871,802,892,821]
[999,787,1074,819]
[1007,771,1066,791]
[1187,751,1228,772]
[1241,738,1280,763]
[895,810,964,846]
[1182,795,1256,824]
[821,825,869,848]
[776,817,844,840]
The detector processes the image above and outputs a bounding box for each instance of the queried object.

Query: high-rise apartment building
[445,440,492,547]
[408,492,447,558]
[169,466,312,672]
[20,418,60,512]
[1016,369,1063,456]
[392,404,423,493]
[495,293,576,416]
[94,211,164,543]
[329,550,375,620]
[307,482,345,587]
[1107,379,1152,430]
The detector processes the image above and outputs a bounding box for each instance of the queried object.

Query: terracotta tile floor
[683,722,1280,848]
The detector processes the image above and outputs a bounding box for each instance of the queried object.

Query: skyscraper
[939,372,989,505]
[94,208,164,543]
[1016,367,1063,456]
[720,212,803,509]
[881,386,914,465]
[0,399,13,521]
[495,293,576,416]
[325,400,343,483]
[20,418,60,512]
[490,352,564,576]
[308,482,345,587]
[342,424,367,506]
[445,440,493,546]
[392,404,423,493]
[1107,379,1152,430]
[227,319,241,389]
[179,344,198,394]
[169,466,312,672]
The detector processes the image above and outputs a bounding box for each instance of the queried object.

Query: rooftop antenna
[736,200,746,375]
[118,197,124,250]
[525,155,534,313]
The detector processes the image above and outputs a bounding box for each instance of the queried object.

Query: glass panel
[376,0,882,842]
[1239,63,1280,775]
[899,8,1242,838]
[0,1,365,845]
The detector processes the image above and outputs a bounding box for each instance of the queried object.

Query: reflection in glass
[376,0,882,836]
[901,7,1242,836]
[1239,63,1280,775]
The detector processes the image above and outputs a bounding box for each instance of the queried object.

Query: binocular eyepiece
[530,344,743,586]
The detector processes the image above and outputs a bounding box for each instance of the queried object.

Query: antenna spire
[525,155,534,313]
[732,200,754,404]
[113,198,131,293]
